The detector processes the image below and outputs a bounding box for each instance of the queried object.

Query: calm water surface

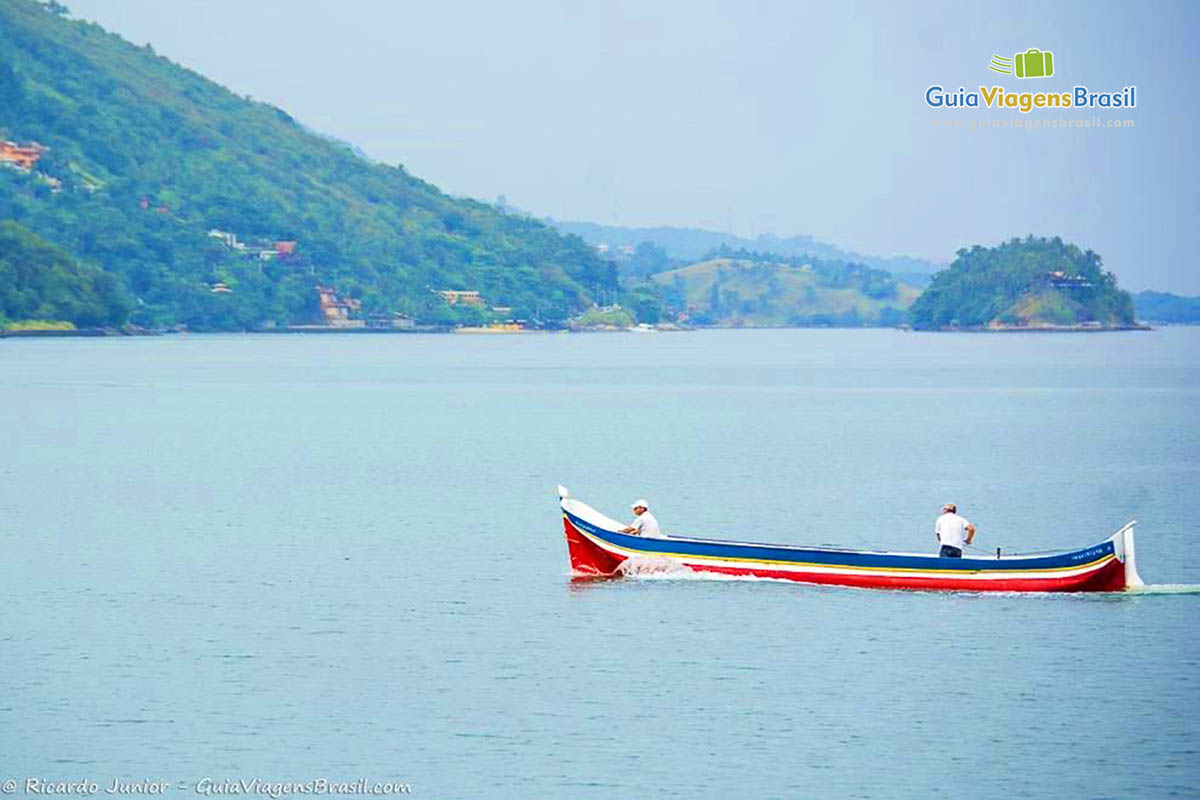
[2,328,1197,799]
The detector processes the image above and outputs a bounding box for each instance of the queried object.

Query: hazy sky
[64,0,1199,292]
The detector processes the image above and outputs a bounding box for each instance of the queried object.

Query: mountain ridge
[550,219,944,280]
[1133,291,1200,324]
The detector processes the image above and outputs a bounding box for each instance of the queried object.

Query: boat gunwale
[570,521,1118,577]
[561,504,1117,572]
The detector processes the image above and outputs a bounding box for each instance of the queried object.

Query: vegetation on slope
[649,247,918,326]
[0,0,614,330]
[908,237,1135,330]
[0,219,129,328]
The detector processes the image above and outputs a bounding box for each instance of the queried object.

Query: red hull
[564,514,627,576]
[683,559,1128,592]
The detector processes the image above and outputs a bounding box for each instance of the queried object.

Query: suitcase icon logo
[989,48,1055,79]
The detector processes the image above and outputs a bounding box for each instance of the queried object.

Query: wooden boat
[558,487,1145,592]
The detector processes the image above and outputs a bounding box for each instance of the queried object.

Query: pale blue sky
[65,0,1199,292]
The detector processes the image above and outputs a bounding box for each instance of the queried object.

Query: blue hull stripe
[564,509,1115,573]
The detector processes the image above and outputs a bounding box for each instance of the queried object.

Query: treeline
[0,220,129,327]
[705,245,899,299]
[908,236,1134,329]
[0,0,615,330]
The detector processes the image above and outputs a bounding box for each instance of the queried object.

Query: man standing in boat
[935,503,975,558]
[622,498,662,538]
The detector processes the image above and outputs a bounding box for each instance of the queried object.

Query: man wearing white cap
[621,498,662,538]
[934,503,975,558]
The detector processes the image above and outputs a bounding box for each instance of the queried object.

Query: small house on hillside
[1046,271,1093,288]
[208,229,247,251]
[316,285,364,327]
[0,141,45,170]
[436,290,485,308]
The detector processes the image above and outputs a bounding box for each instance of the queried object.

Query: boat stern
[1110,520,1145,589]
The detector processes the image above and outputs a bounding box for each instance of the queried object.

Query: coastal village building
[1046,270,1093,288]
[366,312,417,330]
[208,231,300,262]
[258,241,299,261]
[316,285,364,327]
[436,290,485,308]
[208,229,247,251]
[0,140,45,170]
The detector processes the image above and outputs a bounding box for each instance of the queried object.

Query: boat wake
[619,560,803,584]
[568,562,797,584]
[1125,584,1200,595]
[617,557,693,578]
[574,567,1200,595]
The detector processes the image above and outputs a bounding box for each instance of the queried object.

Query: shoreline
[0,322,1171,340]
[925,323,1154,333]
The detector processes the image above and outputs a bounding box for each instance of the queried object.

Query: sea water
[1,328,1197,798]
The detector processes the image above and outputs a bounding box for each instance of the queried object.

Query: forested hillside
[0,219,128,327]
[0,0,614,329]
[908,237,1136,330]
[650,247,919,327]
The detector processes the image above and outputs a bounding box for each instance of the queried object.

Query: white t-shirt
[629,510,662,538]
[935,512,972,549]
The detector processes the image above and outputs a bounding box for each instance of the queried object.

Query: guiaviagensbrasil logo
[925,47,1136,114]
[989,49,1054,79]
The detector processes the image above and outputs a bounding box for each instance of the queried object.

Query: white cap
[632,498,649,509]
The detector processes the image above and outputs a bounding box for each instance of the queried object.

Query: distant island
[1133,291,1200,324]
[907,237,1142,331]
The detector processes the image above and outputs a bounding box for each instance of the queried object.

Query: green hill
[649,250,919,327]
[908,237,1136,330]
[0,0,614,330]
